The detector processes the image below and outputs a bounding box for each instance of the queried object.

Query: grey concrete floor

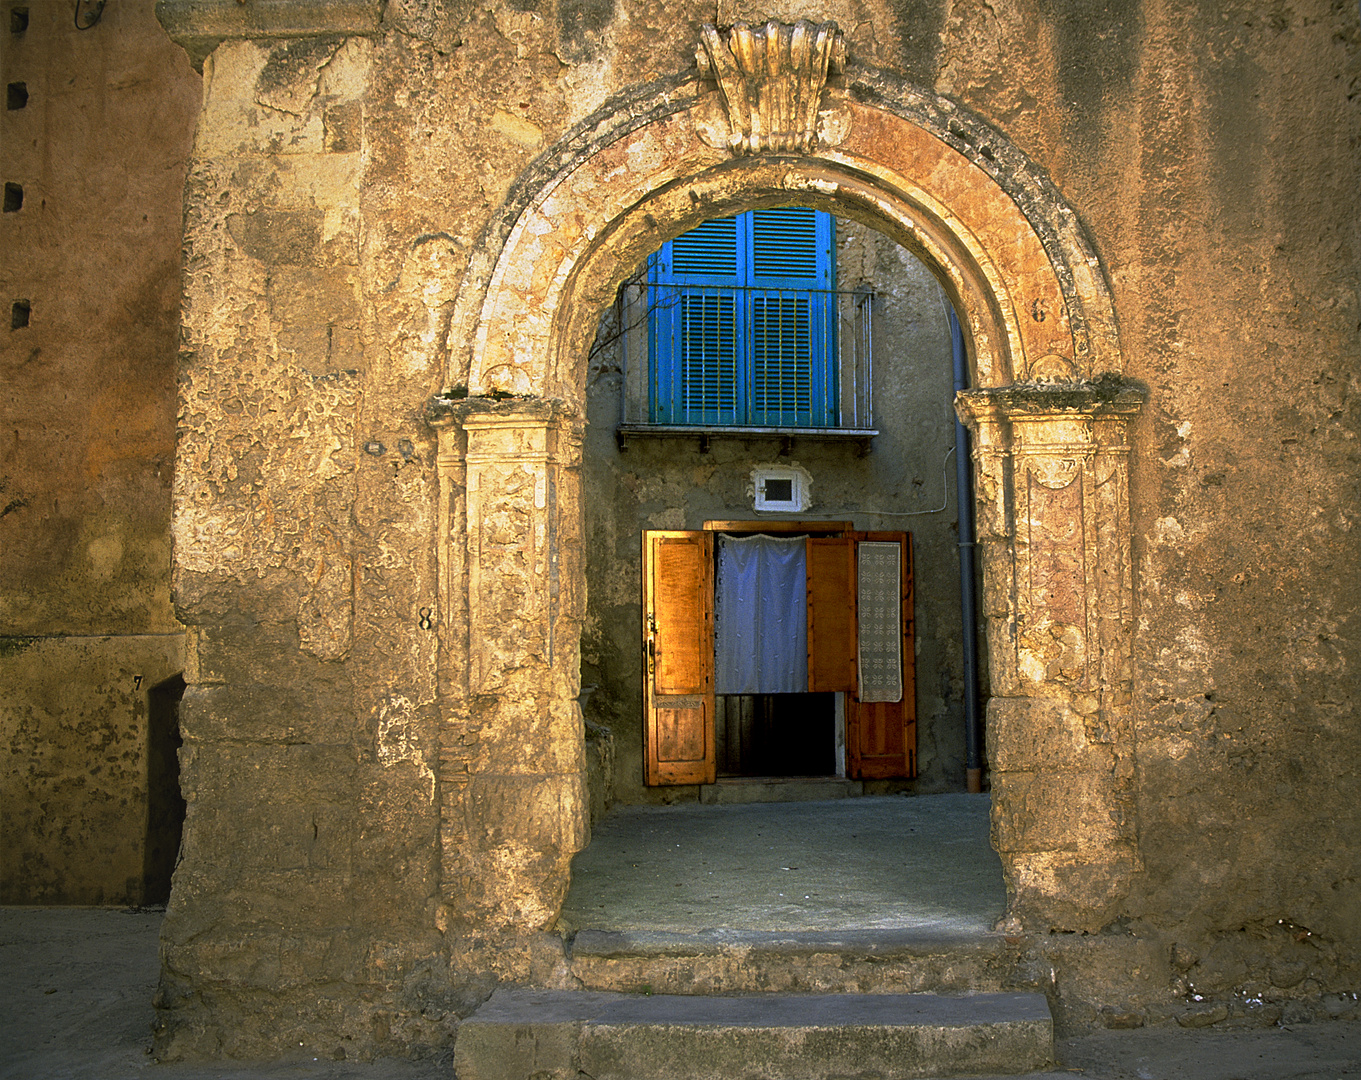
[560,793,1004,934]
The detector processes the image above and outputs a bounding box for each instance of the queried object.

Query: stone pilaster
[958,379,1145,932]
[428,398,587,930]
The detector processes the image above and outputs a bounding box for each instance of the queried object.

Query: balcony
[614,281,878,453]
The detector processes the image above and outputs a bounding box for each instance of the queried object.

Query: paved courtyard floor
[559,794,1004,935]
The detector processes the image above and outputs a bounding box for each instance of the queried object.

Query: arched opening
[578,206,984,805]
[431,65,1139,936]
[560,201,1001,936]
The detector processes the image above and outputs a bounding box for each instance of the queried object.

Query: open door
[642,526,915,785]
[847,532,917,779]
[806,535,858,693]
[642,530,716,785]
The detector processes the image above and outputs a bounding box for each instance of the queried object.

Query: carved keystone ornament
[696,20,846,154]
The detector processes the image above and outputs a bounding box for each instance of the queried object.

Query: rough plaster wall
[0,1,199,903]
[161,30,457,1060]
[0,1,195,633]
[931,0,1361,1021]
[153,0,1360,1057]
[1119,2,1361,1008]
[0,635,185,904]
[581,222,973,804]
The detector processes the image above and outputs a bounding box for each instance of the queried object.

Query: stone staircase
[459,798,1050,1078]
[455,987,1052,1080]
[568,927,1027,996]
[455,930,1054,1079]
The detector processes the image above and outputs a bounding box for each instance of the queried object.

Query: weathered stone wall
[937,0,1361,1025]
[0,1,198,904]
[1096,2,1360,1023]
[581,222,974,804]
[146,0,1359,1059]
[158,27,455,1059]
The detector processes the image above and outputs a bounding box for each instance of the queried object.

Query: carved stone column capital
[425,394,580,433]
[695,19,846,155]
[955,379,1146,435]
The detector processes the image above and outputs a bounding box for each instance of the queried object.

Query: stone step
[454,988,1053,1080]
[569,928,1026,996]
[698,777,865,804]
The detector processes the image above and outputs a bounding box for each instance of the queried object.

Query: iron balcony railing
[617,282,876,436]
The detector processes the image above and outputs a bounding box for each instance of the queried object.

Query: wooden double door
[642,525,916,786]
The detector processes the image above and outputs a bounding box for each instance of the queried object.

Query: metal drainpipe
[949,307,984,794]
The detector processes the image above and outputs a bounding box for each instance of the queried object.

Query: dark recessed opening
[763,477,794,502]
[3,183,21,212]
[11,299,30,329]
[717,692,836,777]
[144,673,187,906]
[6,81,26,110]
[9,7,28,34]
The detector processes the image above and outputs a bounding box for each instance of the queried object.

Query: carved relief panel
[429,400,583,696]
[959,385,1142,702]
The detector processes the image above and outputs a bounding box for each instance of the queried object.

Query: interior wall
[0,0,198,905]
[582,220,973,805]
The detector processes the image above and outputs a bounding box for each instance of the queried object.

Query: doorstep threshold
[701,775,863,804]
[569,926,1014,959]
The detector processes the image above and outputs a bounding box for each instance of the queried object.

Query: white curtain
[714,534,808,694]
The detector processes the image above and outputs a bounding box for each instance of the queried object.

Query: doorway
[639,521,918,788]
[143,673,186,906]
[716,693,835,777]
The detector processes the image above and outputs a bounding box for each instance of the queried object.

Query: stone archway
[428,25,1144,935]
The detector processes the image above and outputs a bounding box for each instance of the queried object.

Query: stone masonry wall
[149,0,1359,1058]
[1,1,198,904]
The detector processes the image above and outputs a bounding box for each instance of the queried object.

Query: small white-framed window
[752,466,809,512]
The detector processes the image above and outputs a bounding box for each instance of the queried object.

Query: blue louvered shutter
[649,209,835,427]
[649,217,741,424]
[748,208,835,427]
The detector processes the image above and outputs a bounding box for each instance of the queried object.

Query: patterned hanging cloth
[857,541,902,703]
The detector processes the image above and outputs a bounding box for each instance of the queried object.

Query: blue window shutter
[749,208,835,426]
[751,208,823,280]
[650,217,741,424]
[672,217,739,277]
[752,294,812,424]
[650,209,835,427]
[680,293,737,422]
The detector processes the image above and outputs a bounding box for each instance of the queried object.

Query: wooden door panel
[846,532,917,780]
[652,536,710,695]
[850,700,915,779]
[656,702,708,762]
[806,536,857,692]
[643,531,715,786]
